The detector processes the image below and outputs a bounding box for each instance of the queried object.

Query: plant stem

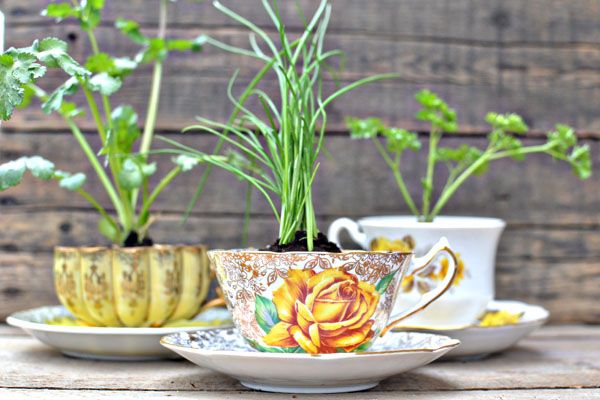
[79,81,107,142]
[183,60,276,219]
[75,187,120,233]
[137,166,181,226]
[241,173,254,247]
[371,137,419,216]
[421,129,440,221]
[489,143,552,161]
[132,0,168,209]
[64,118,129,229]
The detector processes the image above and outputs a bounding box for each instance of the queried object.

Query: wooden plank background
[0,0,599,322]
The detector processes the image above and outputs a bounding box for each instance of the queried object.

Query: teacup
[328,216,506,327]
[208,237,457,354]
[54,245,222,327]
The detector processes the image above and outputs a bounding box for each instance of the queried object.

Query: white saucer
[161,327,459,394]
[395,300,549,359]
[7,305,232,361]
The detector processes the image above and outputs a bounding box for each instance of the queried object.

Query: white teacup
[328,216,506,328]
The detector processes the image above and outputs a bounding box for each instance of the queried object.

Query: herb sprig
[164,0,394,250]
[347,90,592,222]
[0,0,209,245]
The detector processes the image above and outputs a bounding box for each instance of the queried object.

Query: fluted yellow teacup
[53,245,221,327]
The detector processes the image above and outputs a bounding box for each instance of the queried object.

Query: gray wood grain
[3,1,600,133]
[1,327,600,393]
[2,388,600,399]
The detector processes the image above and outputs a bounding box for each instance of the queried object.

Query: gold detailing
[53,245,216,327]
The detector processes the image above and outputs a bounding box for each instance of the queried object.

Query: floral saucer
[394,300,549,359]
[7,305,232,361]
[160,327,459,394]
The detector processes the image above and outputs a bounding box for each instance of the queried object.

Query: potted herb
[165,0,461,354]
[0,0,223,327]
[328,90,592,327]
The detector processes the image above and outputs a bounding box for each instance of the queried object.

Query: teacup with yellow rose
[209,238,457,354]
[170,0,457,355]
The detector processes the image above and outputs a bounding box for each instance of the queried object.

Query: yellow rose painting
[256,268,385,354]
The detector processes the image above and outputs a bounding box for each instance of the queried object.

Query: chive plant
[163,0,393,251]
[347,90,592,222]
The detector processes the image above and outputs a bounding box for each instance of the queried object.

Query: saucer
[160,327,459,393]
[7,305,232,361]
[394,300,549,359]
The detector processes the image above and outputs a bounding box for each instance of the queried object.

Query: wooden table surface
[2,324,600,399]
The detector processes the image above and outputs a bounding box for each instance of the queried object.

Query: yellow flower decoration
[370,236,415,252]
[436,253,465,286]
[263,268,379,354]
[479,310,523,327]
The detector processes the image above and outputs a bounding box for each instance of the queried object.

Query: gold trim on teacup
[158,335,460,356]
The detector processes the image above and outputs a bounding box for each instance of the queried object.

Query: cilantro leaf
[42,77,79,114]
[345,117,384,139]
[0,159,27,191]
[33,38,89,76]
[383,128,421,153]
[0,51,46,120]
[41,3,78,21]
[569,145,592,180]
[173,155,200,171]
[88,72,122,96]
[115,19,148,45]
[56,171,87,190]
[117,158,143,190]
[414,89,457,133]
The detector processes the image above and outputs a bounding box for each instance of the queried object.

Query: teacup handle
[327,218,367,249]
[380,237,458,336]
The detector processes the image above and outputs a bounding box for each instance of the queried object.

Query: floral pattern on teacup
[210,251,409,354]
[371,236,466,293]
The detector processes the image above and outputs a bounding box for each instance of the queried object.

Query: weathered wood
[2,388,600,400]
[1,327,600,393]
[5,0,600,45]
[1,134,598,225]
[3,3,600,133]
[0,210,599,322]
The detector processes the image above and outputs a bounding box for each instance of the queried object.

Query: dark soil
[123,231,154,248]
[263,231,342,253]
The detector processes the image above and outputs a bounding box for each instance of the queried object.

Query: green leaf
[136,39,168,64]
[255,295,280,334]
[247,339,302,353]
[88,72,122,96]
[376,270,399,294]
[141,162,157,177]
[33,38,89,77]
[346,117,384,139]
[98,216,119,242]
[57,172,86,190]
[79,0,105,30]
[548,124,577,154]
[41,3,79,21]
[173,155,200,171]
[166,36,207,52]
[569,145,592,180]
[384,127,421,153]
[25,156,55,180]
[86,53,138,78]
[115,19,147,45]
[414,89,457,133]
[42,77,79,114]
[60,101,85,119]
[0,159,27,191]
[486,112,528,134]
[0,51,46,120]
[101,105,141,155]
[117,158,143,190]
